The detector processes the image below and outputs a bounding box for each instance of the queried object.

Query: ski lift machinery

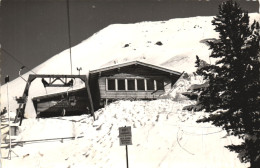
[14,74,95,125]
[14,1,93,125]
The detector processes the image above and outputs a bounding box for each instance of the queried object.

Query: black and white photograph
[0,0,259,167]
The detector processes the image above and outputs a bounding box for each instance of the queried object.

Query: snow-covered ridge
[1,13,259,116]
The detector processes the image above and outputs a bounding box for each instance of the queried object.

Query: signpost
[119,126,132,168]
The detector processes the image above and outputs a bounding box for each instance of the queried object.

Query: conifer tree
[194,1,260,167]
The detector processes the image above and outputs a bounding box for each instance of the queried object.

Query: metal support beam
[82,75,95,121]
[15,74,95,125]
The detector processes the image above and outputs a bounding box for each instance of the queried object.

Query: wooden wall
[98,73,172,100]
[89,64,180,108]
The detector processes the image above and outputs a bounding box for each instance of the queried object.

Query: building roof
[32,87,87,101]
[89,61,182,76]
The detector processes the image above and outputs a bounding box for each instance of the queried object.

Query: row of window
[106,78,164,91]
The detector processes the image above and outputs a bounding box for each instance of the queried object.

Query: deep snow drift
[1,99,247,168]
[1,74,249,168]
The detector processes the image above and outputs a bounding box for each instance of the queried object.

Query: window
[107,78,161,91]
[107,79,115,90]
[137,79,145,90]
[118,79,125,90]
[127,79,135,90]
[156,80,164,90]
[147,79,155,90]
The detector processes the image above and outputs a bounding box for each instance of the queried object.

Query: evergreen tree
[194,1,260,167]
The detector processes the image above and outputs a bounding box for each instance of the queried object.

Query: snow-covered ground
[1,13,259,167]
[1,74,249,168]
[1,99,248,168]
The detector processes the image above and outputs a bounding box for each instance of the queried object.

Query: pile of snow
[162,72,205,101]
[1,99,247,168]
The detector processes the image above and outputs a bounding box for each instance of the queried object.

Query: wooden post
[115,79,118,91]
[144,79,147,91]
[126,145,129,168]
[134,79,137,91]
[119,126,132,168]
[105,78,108,91]
[125,79,128,91]
[154,80,157,91]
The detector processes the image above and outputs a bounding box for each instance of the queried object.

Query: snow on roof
[90,60,182,76]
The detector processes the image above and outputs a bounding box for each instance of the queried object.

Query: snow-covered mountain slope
[2,14,260,168]
[1,13,259,117]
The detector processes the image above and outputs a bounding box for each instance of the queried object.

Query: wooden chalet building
[89,61,182,110]
[31,61,181,118]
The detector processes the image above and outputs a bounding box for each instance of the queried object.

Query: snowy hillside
[1,13,260,168]
[1,13,259,117]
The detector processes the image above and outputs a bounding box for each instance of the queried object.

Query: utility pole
[5,75,18,159]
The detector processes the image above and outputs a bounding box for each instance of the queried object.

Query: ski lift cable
[2,47,36,74]
[66,0,73,75]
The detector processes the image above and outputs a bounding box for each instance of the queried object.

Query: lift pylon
[15,74,95,125]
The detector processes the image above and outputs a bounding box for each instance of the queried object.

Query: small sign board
[120,136,132,146]
[119,126,132,137]
[119,126,132,146]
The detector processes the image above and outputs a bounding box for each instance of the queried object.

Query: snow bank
[1,99,248,168]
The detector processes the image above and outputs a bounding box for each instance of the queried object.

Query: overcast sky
[0,0,259,83]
